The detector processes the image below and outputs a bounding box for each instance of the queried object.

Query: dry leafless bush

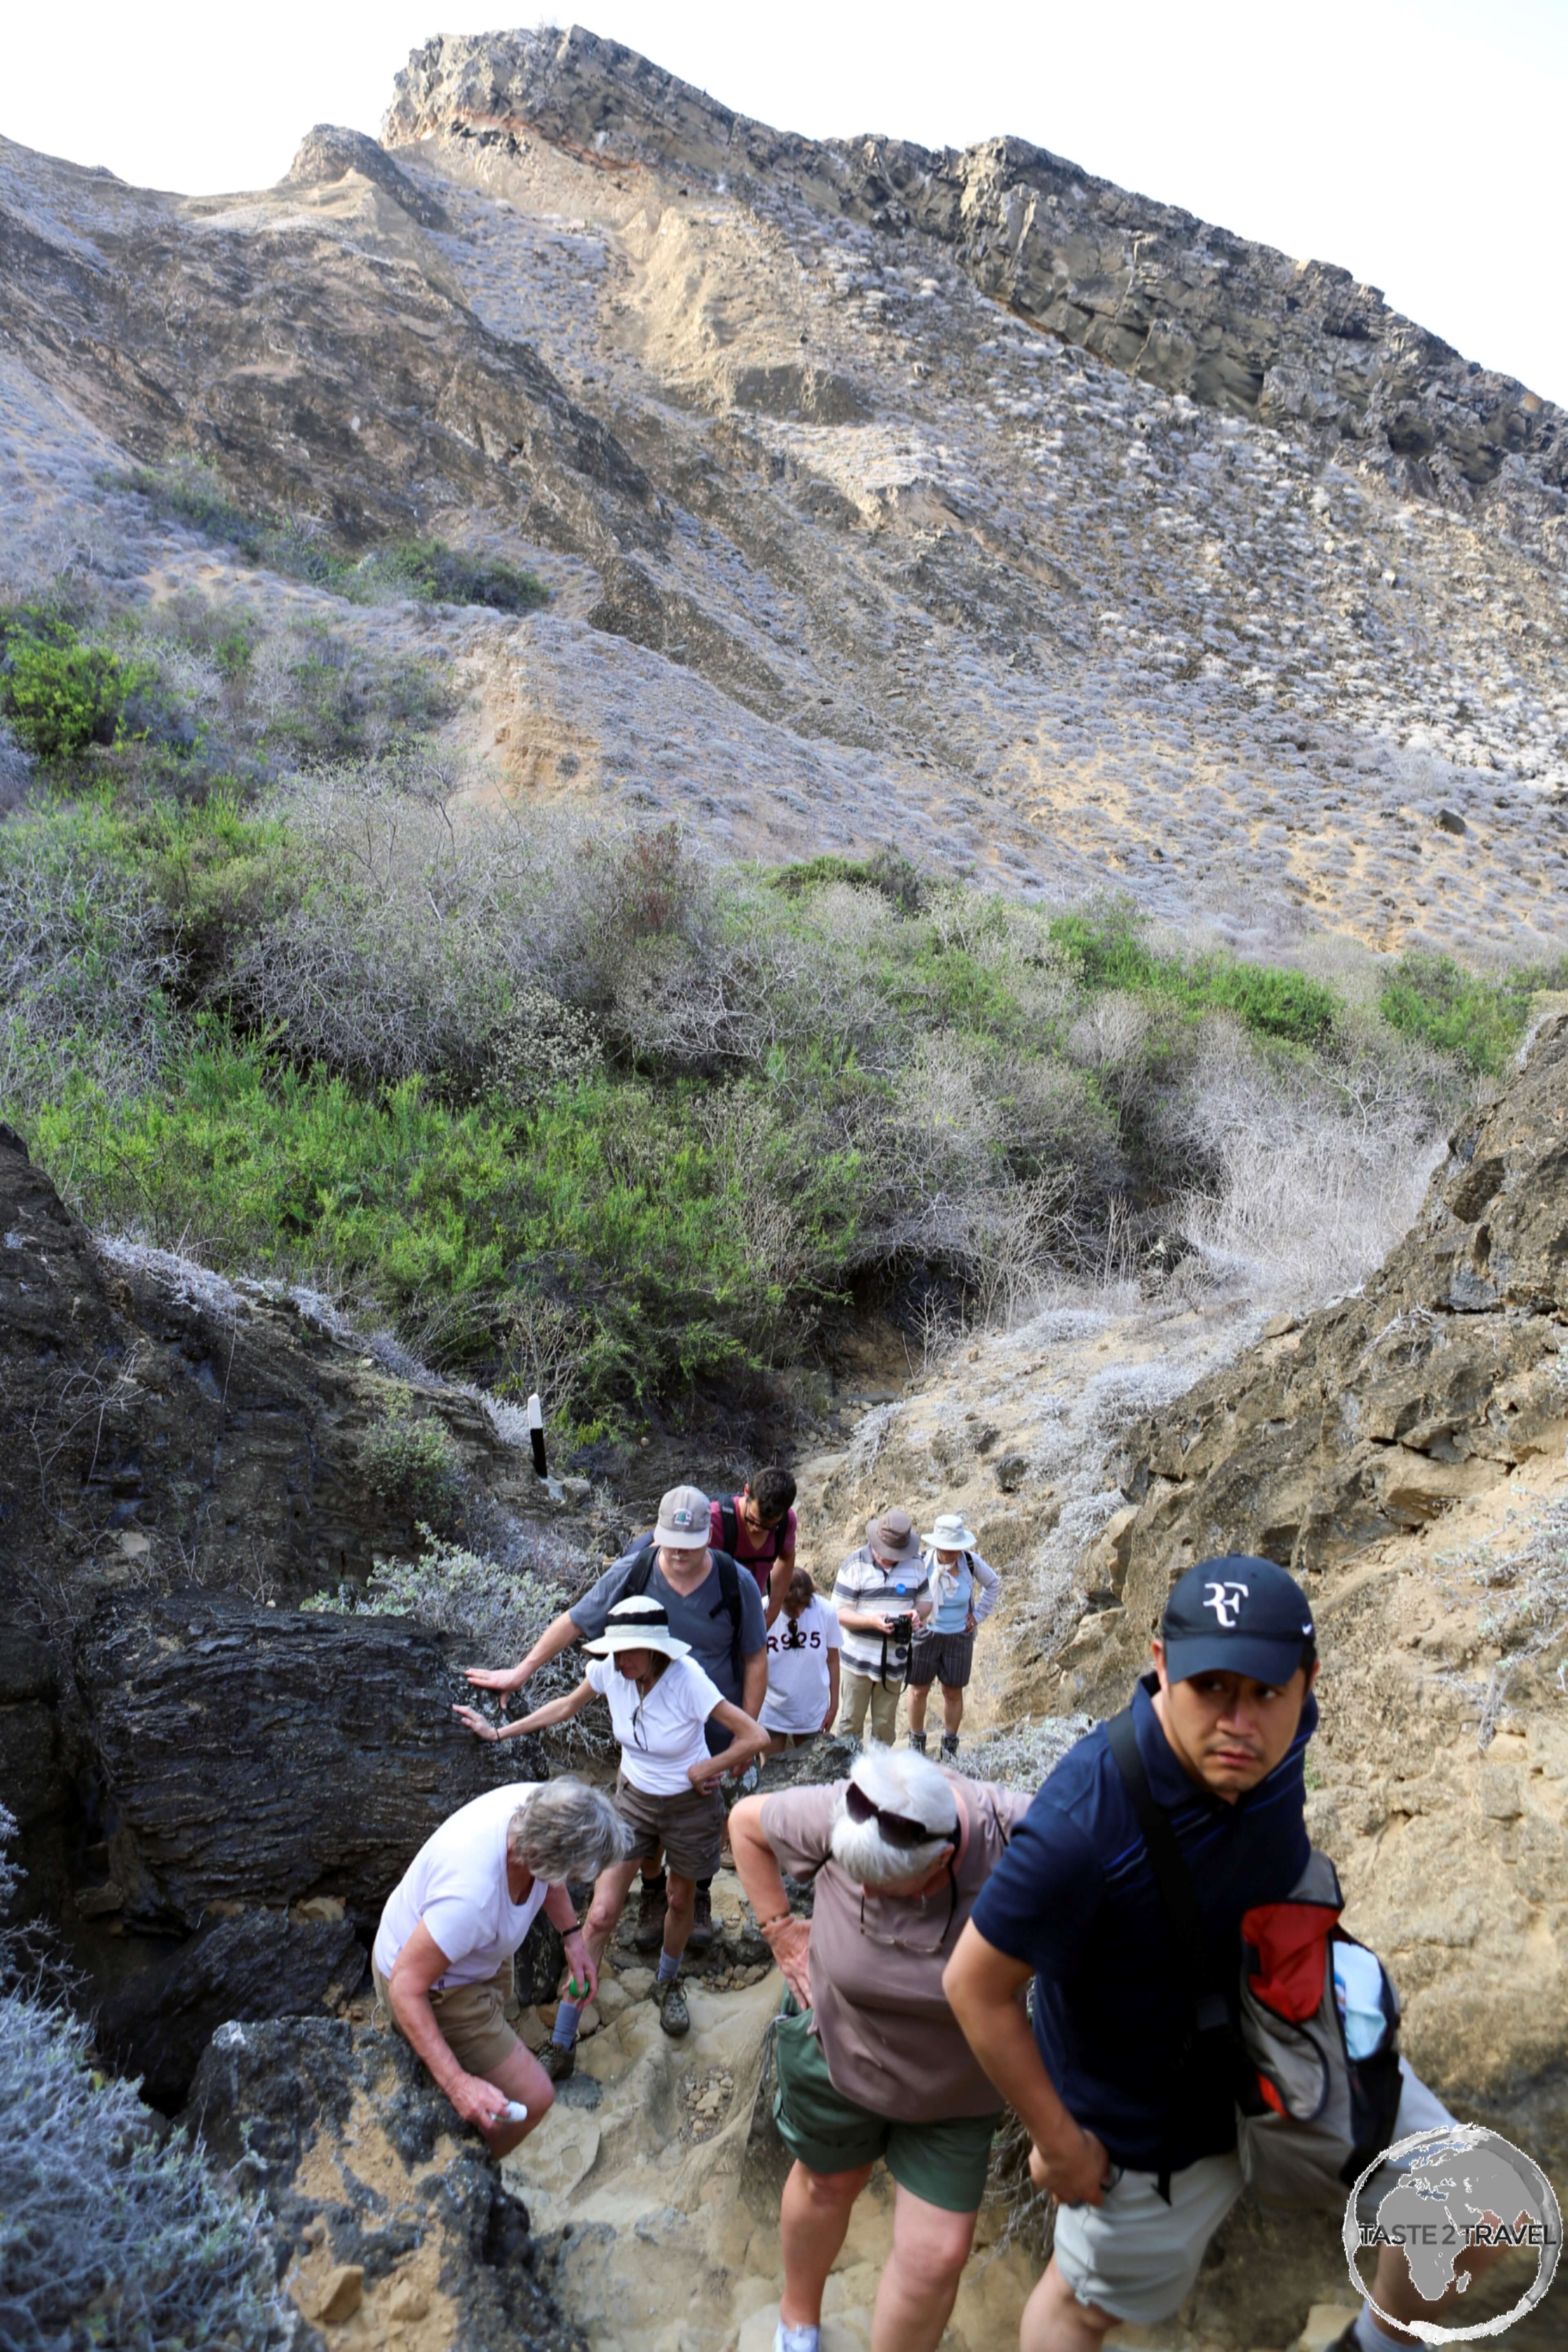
[0,1809,291,2352]
[1169,1022,1453,1308]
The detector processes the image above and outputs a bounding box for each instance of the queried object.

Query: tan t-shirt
[758,1775,1032,2122]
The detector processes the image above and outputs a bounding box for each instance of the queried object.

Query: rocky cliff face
[1111,1009,1568,1590]
[386,26,1566,547]
[189,2015,585,2352]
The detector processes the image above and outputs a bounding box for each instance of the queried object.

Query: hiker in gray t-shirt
[466,1483,767,1954]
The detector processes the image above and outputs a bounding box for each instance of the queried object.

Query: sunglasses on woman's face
[844,1780,954,1849]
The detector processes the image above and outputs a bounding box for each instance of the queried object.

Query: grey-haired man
[466,1483,767,1955]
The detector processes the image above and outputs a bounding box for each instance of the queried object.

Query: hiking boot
[537,2039,576,2084]
[907,1730,928,1753]
[940,1732,960,1758]
[687,1884,715,1951]
[657,1975,690,2038]
[632,1876,668,1952]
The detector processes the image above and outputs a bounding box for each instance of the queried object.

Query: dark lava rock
[98,1909,364,2110]
[77,1589,546,1935]
[189,2015,586,2352]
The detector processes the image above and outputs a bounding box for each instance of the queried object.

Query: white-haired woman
[728,1748,1031,2352]
[372,1776,629,2159]
[906,1512,1000,1759]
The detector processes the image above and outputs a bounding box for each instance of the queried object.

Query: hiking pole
[527,1391,547,1480]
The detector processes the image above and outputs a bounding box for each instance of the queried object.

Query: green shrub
[1049,907,1338,1046]
[357,1406,465,1529]
[1378,949,1564,1076]
[116,467,549,615]
[26,1040,859,1410]
[2,631,134,759]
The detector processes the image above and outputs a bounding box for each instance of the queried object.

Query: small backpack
[1107,1708,1402,2209]
[1234,1849,1403,2210]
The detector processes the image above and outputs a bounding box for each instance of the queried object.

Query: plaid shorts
[906,1628,976,1689]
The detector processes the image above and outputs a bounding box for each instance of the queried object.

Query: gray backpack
[1232,1848,1403,2211]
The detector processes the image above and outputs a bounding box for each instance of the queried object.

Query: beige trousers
[837,1668,903,1744]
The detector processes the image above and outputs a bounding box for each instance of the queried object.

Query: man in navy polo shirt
[944,1557,1472,2352]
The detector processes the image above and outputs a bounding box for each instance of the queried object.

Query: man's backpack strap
[718,1497,740,1559]
[1105,1710,1230,2036]
[713,1552,745,1690]
[1106,1706,1235,2201]
[621,1543,657,1597]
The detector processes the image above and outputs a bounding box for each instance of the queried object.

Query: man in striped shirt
[831,1508,934,1745]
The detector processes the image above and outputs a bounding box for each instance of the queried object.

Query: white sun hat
[920,1511,978,1551]
[581,1592,693,1659]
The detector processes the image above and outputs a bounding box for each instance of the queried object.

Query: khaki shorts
[614,1769,725,1880]
[373,1958,518,2081]
[1052,2060,1456,2326]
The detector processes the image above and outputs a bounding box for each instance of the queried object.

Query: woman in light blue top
[906,1512,1000,1757]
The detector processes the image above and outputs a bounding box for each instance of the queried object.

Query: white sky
[5,3,1565,406]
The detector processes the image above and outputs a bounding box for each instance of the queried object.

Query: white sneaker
[775,2325,820,2352]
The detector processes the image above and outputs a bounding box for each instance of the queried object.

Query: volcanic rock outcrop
[189,2014,585,2352]
[0,1123,556,2095]
[385,25,1567,548]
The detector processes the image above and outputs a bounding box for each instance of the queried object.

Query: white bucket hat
[582,1593,692,1659]
[921,1511,978,1552]
[653,1483,711,1550]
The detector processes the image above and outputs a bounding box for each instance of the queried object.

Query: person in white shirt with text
[761,1567,842,1752]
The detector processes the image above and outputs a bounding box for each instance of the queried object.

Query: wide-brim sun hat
[583,1593,693,1659]
[653,1483,711,1549]
[921,1512,978,1551]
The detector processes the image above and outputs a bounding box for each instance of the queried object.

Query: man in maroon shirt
[710,1467,797,1624]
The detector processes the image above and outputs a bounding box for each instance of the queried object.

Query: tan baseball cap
[655,1483,711,1549]
[865,1506,919,1562]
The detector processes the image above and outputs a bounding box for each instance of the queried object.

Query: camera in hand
[888,1611,915,1646]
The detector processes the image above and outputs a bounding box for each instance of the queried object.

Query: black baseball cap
[1160,1555,1316,1688]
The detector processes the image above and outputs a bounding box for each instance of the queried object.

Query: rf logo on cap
[1203,1579,1250,1628]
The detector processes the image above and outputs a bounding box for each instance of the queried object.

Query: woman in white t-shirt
[761,1567,842,1752]
[372,1775,628,2157]
[457,1591,767,2063]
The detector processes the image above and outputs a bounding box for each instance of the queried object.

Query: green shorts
[772,1999,996,2214]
